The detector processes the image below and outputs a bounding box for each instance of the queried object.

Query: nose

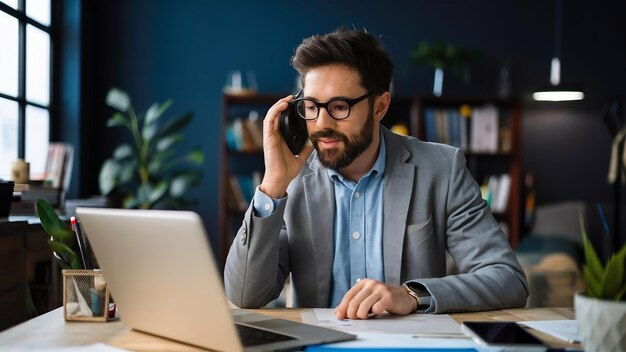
[315,107,336,130]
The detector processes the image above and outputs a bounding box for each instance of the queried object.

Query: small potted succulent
[574,120,626,352]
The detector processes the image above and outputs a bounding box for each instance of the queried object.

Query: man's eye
[332,103,349,111]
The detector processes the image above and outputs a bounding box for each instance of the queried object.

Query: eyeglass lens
[295,100,351,120]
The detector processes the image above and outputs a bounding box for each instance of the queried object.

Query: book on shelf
[470,105,499,153]
[422,107,466,149]
[225,111,264,152]
[10,186,64,215]
[9,143,73,216]
[228,176,248,212]
[480,174,511,214]
[41,142,74,190]
[226,171,262,212]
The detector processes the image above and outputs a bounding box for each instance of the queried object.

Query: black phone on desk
[461,321,546,348]
[279,90,308,155]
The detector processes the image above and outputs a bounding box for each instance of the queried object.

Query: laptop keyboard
[236,323,296,346]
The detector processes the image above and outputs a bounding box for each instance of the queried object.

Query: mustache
[309,129,348,144]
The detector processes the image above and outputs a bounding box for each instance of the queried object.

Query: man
[225,29,528,319]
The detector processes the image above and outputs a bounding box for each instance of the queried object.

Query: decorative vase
[575,292,626,351]
[433,67,444,97]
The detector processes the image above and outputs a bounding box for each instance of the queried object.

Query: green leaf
[112,144,135,160]
[601,245,626,299]
[99,159,122,195]
[142,122,158,142]
[583,265,602,297]
[36,199,74,243]
[135,182,167,208]
[156,134,183,151]
[106,88,130,112]
[148,150,175,174]
[148,181,168,204]
[584,235,604,280]
[155,112,193,140]
[186,149,204,164]
[48,240,82,269]
[616,284,626,301]
[145,100,172,125]
[107,112,130,128]
[169,174,200,197]
[122,194,140,209]
[119,159,137,184]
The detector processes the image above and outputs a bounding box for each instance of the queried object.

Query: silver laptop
[76,207,355,351]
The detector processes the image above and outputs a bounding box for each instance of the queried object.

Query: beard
[310,108,374,170]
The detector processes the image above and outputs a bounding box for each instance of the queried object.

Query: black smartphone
[279,90,308,155]
[461,321,546,347]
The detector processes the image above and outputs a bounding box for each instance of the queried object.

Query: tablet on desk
[461,321,546,348]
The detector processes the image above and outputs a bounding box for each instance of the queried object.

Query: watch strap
[403,282,432,310]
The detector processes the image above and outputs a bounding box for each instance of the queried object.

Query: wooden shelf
[220,93,523,268]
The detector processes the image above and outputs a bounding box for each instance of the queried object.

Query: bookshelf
[220,93,522,267]
[219,93,282,267]
[392,96,522,247]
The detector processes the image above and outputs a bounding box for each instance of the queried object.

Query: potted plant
[410,41,480,97]
[575,225,626,351]
[99,88,204,209]
[575,119,626,351]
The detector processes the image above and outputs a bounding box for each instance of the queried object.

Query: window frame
[0,0,55,164]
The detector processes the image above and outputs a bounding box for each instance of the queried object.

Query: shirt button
[352,231,361,240]
[264,202,271,211]
[354,191,361,198]
[239,222,248,245]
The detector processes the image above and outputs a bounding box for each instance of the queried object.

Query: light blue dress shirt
[327,132,386,307]
[252,132,387,308]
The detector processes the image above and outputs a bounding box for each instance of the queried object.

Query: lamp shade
[532,89,584,102]
[533,1,584,102]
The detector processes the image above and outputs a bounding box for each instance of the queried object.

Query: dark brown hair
[291,29,393,95]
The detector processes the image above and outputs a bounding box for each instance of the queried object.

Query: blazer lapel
[303,158,334,307]
[382,128,415,286]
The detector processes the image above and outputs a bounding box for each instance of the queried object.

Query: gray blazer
[225,126,528,313]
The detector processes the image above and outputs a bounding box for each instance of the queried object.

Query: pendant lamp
[532,0,584,102]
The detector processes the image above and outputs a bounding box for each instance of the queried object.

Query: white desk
[0,306,579,350]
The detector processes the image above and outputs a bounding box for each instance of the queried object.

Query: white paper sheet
[519,320,580,343]
[301,308,465,336]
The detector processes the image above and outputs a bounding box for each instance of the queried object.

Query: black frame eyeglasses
[293,92,373,120]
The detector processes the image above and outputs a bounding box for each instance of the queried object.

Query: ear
[374,92,391,122]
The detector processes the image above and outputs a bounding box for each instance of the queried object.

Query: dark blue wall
[62,0,626,259]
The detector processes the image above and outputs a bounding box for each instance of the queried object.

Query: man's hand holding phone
[259,95,314,199]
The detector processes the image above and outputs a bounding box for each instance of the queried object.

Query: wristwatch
[402,283,431,310]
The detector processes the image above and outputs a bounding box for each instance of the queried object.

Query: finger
[370,301,386,317]
[346,286,374,319]
[356,296,377,319]
[354,286,384,319]
[334,281,363,319]
[264,96,294,132]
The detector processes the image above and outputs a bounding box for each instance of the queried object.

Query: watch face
[405,283,428,297]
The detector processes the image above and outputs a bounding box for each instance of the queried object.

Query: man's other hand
[334,279,417,320]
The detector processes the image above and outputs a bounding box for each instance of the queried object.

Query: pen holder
[62,269,110,322]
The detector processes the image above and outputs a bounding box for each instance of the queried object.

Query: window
[0,0,53,180]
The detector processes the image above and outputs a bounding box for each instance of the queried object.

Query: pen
[71,216,88,269]
[77,218,93,269]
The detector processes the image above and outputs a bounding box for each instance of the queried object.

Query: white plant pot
[575,292,626,352]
